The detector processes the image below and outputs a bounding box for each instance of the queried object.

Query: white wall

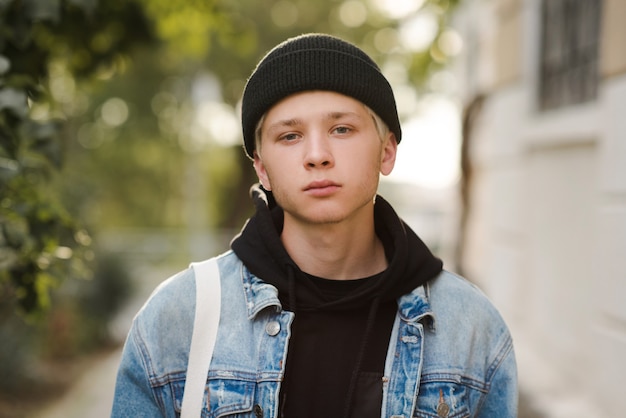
[451,1,626,416]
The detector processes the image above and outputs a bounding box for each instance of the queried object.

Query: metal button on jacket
[265,321,280,336]
[437,402,450,417]
[253,404,263,417]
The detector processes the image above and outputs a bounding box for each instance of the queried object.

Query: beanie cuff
[241,34,401,158]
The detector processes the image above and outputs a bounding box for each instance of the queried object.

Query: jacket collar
[241,264,283,319]
[397,280,436,331]
[242,261,436,329]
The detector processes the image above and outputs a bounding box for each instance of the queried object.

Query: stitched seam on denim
[485,333,513,385]
[419,373,488,393]
[133,319,168,411]
[205,370,283,382]
[475,336,515,413]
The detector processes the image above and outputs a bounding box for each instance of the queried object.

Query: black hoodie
[231,185,442,417]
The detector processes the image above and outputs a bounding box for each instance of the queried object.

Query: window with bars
[539,0,602,110]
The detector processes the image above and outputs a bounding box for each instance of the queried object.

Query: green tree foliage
[0,0,155,315]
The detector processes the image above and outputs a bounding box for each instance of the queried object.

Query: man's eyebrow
[265,112,363,133]
[265,118,302,133]
[326,111,362,120]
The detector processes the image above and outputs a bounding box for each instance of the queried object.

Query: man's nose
[303,134,334,168]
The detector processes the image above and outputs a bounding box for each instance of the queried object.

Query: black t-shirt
[279,273,397,418]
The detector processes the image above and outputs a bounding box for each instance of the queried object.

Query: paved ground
[33,348,122,418]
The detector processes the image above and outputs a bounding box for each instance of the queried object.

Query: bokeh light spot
[101,97,129,127]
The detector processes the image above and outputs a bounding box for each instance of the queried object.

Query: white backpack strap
[181,258,221,418]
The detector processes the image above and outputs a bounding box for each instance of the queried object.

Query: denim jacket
[112,250,517,417]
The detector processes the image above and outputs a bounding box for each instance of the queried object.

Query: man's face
[253,90,397,227]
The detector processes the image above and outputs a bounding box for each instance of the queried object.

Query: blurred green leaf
[0,54,10,75]
[24,0,61,23]
[0,87,28,117]
[0,123,18,158]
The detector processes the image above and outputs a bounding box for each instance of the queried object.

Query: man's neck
[280,214,387,280]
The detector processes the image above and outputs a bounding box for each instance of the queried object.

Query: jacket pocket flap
[172,378,256,417]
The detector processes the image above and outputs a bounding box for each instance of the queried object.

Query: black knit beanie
[241,33,402,159]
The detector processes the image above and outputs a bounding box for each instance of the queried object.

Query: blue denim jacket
[112,251,517,417]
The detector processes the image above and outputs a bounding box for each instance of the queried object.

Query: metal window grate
[539,0,602,110]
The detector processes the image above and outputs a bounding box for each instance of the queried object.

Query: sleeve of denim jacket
[111,323,165,418]
[111,269,195,418]
[475,338,518,418]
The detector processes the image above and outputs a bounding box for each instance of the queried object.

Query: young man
[112,33,517,417]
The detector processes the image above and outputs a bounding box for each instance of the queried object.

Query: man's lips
[303,180,340,196]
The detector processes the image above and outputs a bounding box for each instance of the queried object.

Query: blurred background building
[450,1,626,416]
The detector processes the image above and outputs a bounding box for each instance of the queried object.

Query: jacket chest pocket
[172,378,258,417]
[413,380,471,418]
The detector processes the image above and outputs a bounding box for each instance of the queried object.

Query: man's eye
[333,126,352,134]
[280,133,299,141]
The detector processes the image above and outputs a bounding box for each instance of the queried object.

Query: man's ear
[253,151,272,191]
[380,133,397,176]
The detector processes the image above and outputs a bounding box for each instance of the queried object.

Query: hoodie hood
[231,184,443,312]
